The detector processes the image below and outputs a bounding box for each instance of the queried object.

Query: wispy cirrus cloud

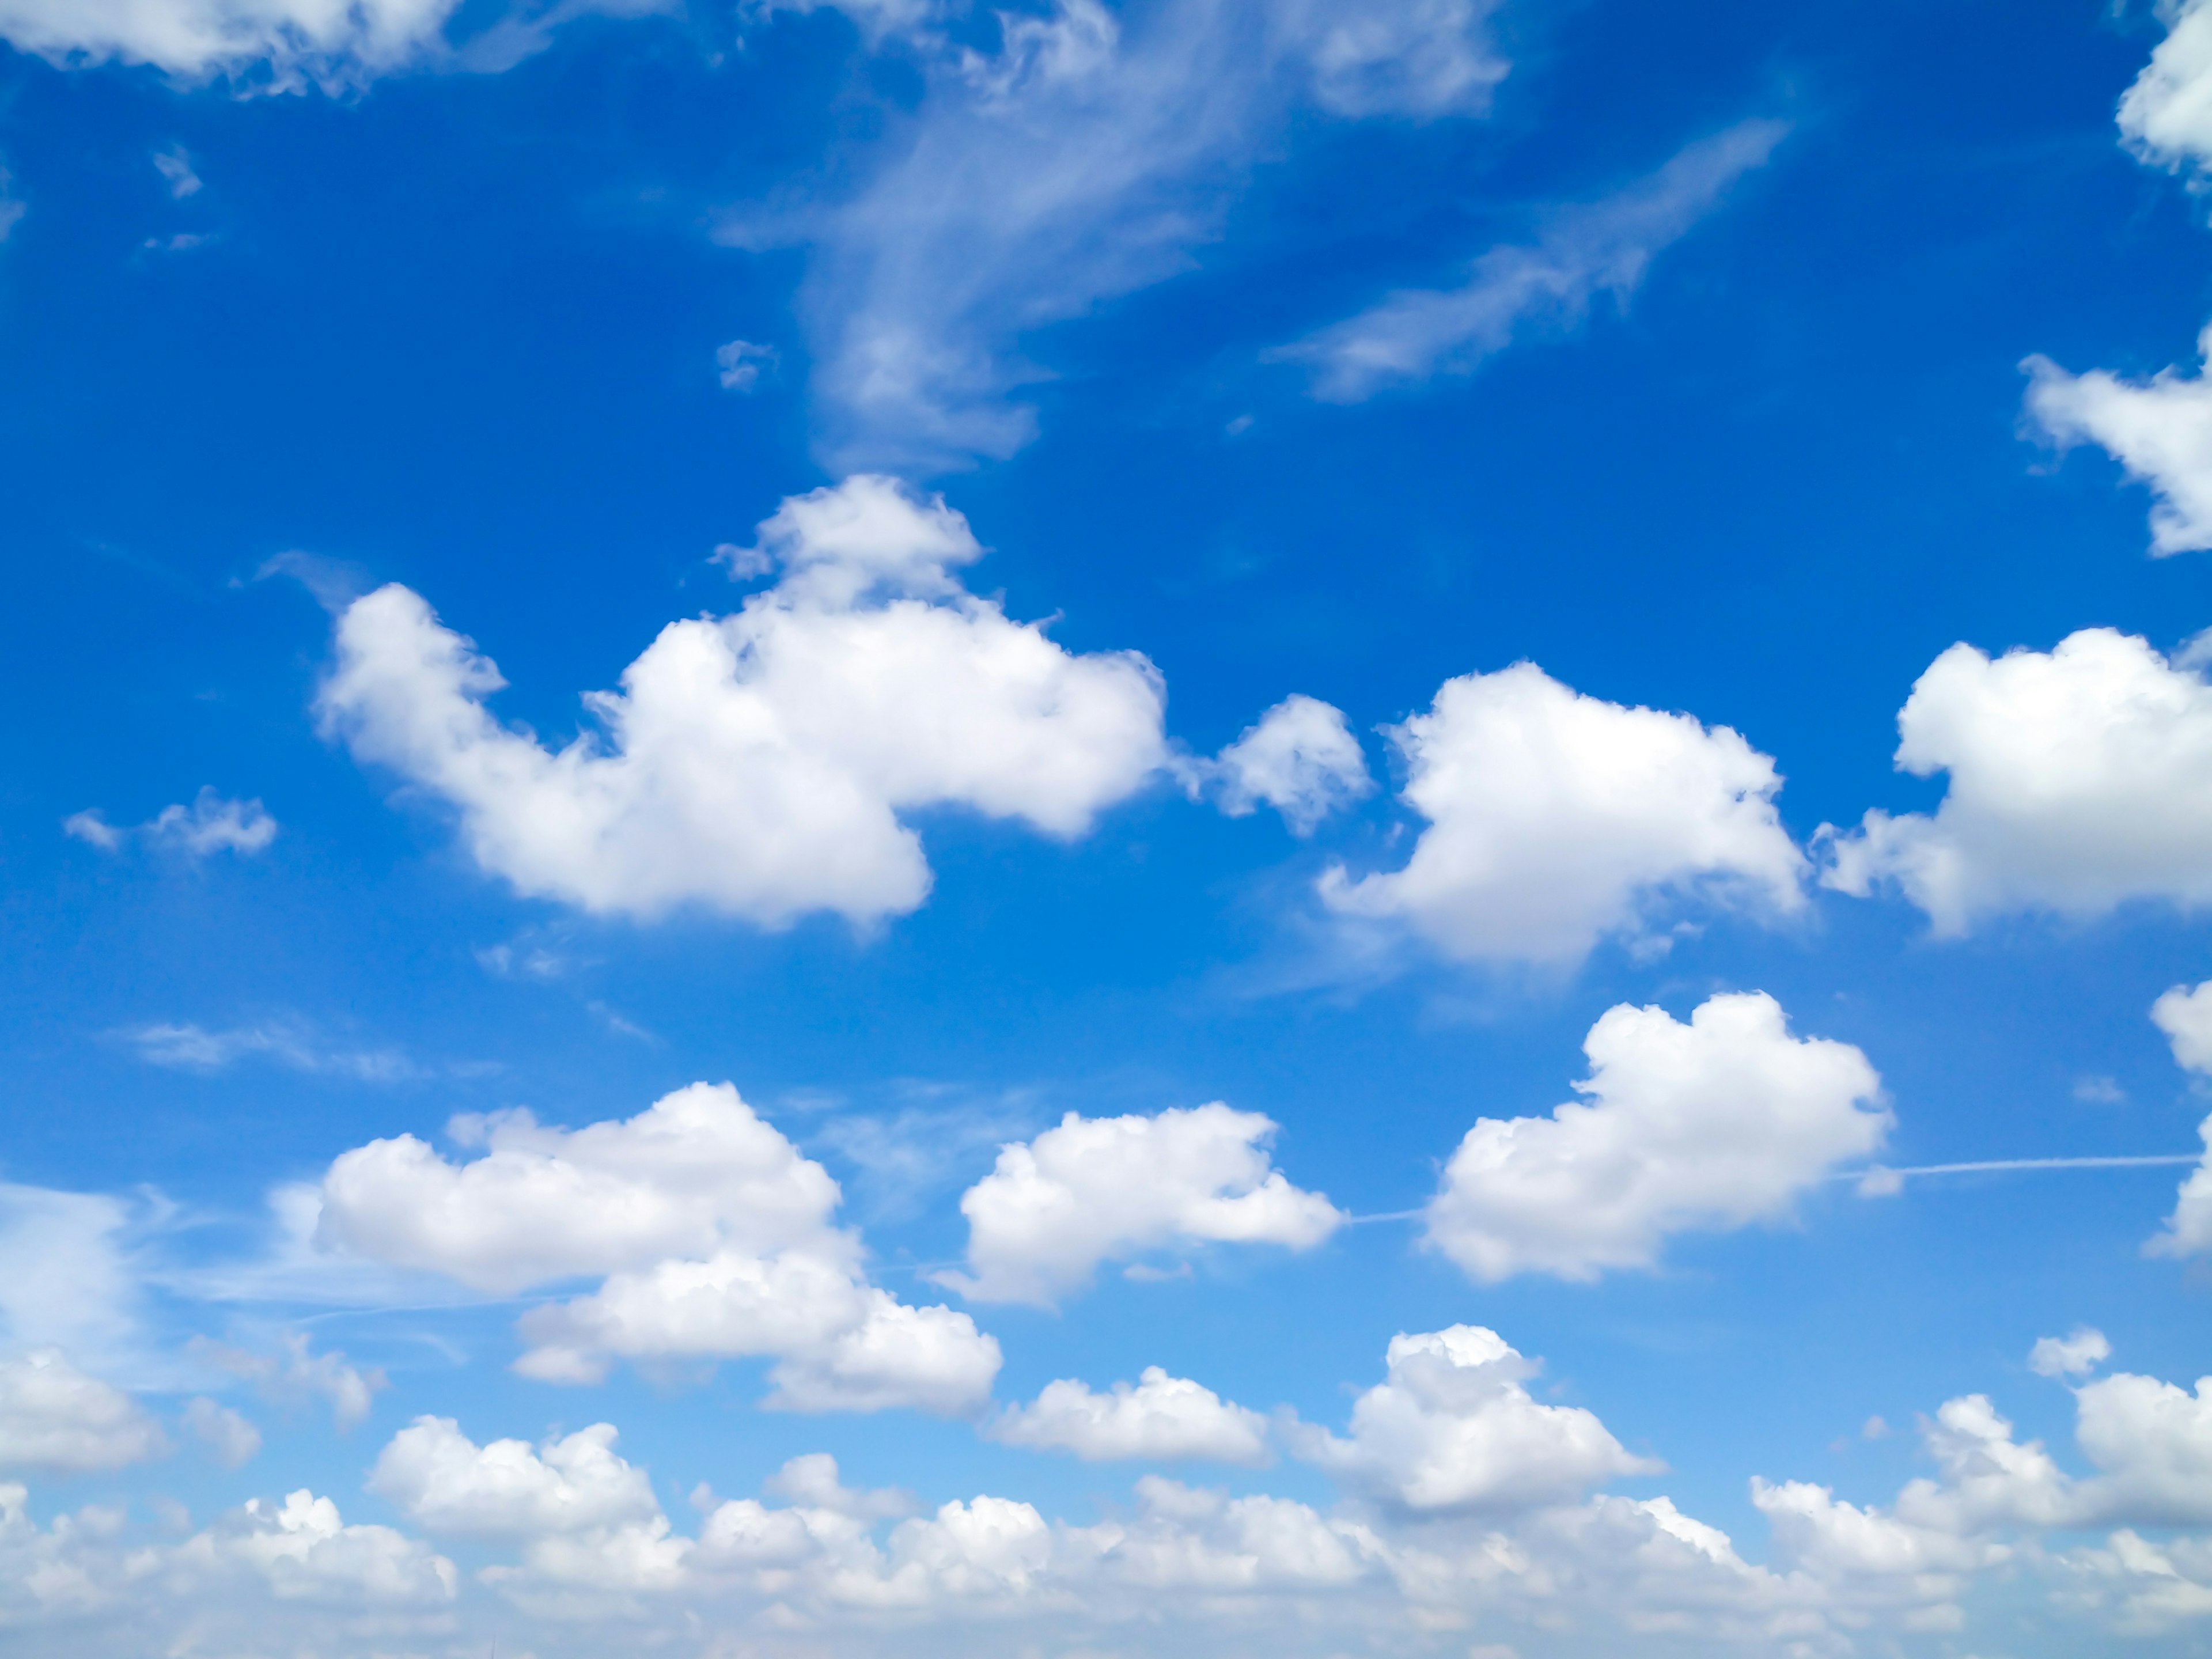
[1270,119,1786,402]
[740,0,1509,470]
[117,1018,421,1084]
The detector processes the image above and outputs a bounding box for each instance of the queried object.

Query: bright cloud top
[1321,661,1805,965]
[310,1081,1000,1415]
[1199,692,1373,834]
[1424,991,1886,1283]
[990,1368,1271,1464]
[1820,628,2212,933]
[782,0,1508,468]
[1287,1325,1657,1513]
[943,1104,1343,1306]
[317,476,1169,929]
[1274,119,1785,402]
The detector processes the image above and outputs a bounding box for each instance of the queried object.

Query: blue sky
[7,0,2212,1652]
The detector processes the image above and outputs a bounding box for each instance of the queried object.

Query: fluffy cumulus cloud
[1425,992,1887,1283]
[2156,978,2212,1076]
[2032,1327,2113,1380]
[774,0,1508,468]
[0,0,464,82]
[990,1367,1271,1464]
[2119,0,2212,177]
[2025,328,2212,555]
[64,788,276,858]
[1820,628,2212,931]
[1322,662,1804,966]
[942,1103,1343,1305]
[1199,693,1373,834]
[2150,983,2212,1260]
[1286,1325,1657,1513]
[0,1351,166,1474]
[1273,120,1784,402]
[312,1081,999,1412]
[318,477,1169,928]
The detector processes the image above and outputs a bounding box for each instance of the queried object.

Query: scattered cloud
[151,143,202,198]
[2118,0,2212,179]
[2025,328,2212,555]
[1271,120,1785,402]
[65,788,276,858]
[2075,1074,2127,1105]
[1286,1325,1658,1513]
[182,1397,261,1468]
[941,1103,1343,1306]
[118,1017,416,1082]
[1321,661,1805,967]
[1194,692,1373,834]
[311,1082,1001,1412]
[716,338,777,392]
[319,476,1171,928]
[192,1333,385,1431]
[0,1352,167,1475]
[0,0,465,84]
[2156,979,2212,1077]
[1423,992,1888,1283]
[1819,629,2212,932]
[989,1367,1271,1464]
[2031,1328,2112,1380]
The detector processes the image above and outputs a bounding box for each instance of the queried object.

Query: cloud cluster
[311,1081,1001,1413]
[1425,992,1887,1282]
[2119,0,2212,179]
[1820,628,2212,932]
[2026,330,2212,555]
[1322,661,1806,965]
[1274,120,1784,402]
[319,477,1171,928]
[943,1103,1343,1305]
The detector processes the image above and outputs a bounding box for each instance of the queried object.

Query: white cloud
[942,1103,1343,1306]
[370,1416,661,1539]
[0,1351,166,1474]
[0,0,463,83]
[1286,1325,1658,1513]
[313,1081,1000,1412]
[2032,1327,2113,1380]
[1819,628,2212,931]
[716,338,777,391]
[318,476,1169,927]
[0,161,21,243]
[2025,328,2212,555]
[120,1017,415,1081]
[317,1083,843,1294]
[2156,979,2212,1074]
[1425,992,1887,1283]
[1321,661,1805,966]
[194,1333,385,1430]
[1200,693,1373,834]
[183,1397,261,1467]
[990,1367,1271,1464]
[775,0,1508,468]
[152,143,202,198]
[65,788,276,858]
[1272,120,1784,402]
[2119,0,2212,177]
[0,1185,142,1373]
[162,1488,457,1606]
[2153,1114,2212,1260]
